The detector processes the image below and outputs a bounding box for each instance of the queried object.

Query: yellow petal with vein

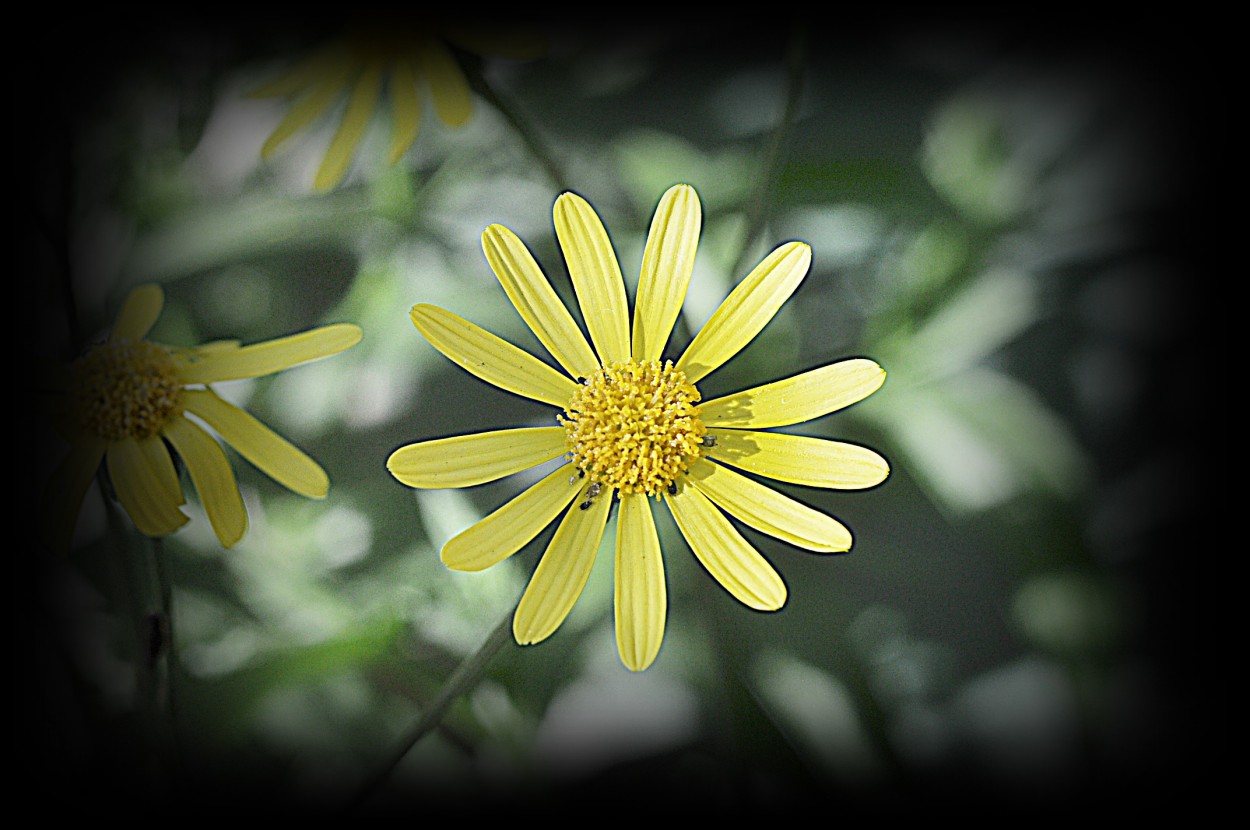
[183,389,328,498]
[316,60,384,190]
[483,224,599,378]
[387,427,567,489]
[664,484,785,611]
[107,437,188,538]
[615,493,666,671]
[706,429,890,490]
[685,458,852,552]
[180,339,241,356]
[553,192,631,365]
[513,494,611,645]
[163,416,247,548]
[136,432,185,507]
[677,242,811,383]
[41,439,106,554]
[700,358,886,428]
[441,462,582,572]
[419,37,472,126]
[111,284,164,344]
[632,184,701,361]
[176,323,362,384]
[410,304,576,407]
[388,57,421,163]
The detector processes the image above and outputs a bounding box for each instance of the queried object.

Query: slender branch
[345,607,516,813]
[105,494,181,747]
[99,482,156,709]
[149,537,179,729]
[462,59,571,192]
[730,28,809,281]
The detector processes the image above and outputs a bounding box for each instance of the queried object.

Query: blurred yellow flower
[42,284,362,552]
[252,27,543,190]
[388,184,889,671]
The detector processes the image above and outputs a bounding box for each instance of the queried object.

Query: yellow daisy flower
[252,26,543,191]
[42,284,362,553]
[388,184,889,672]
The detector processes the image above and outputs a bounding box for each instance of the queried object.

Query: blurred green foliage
[27,22,1206,817]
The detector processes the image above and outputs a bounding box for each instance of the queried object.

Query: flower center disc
[562,359,706,497]
[74,340,184,441]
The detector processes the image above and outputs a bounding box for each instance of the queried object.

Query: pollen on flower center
[73,340,184,441]
[560,359,706,497]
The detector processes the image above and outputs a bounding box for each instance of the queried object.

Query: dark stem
[100,482,155,711]
[101,489,183,777]
[344,608,515,813]
[148,537,179,731]
[730,28,809,281]
[461,58,571,192]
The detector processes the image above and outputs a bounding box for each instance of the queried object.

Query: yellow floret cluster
[73,340,184,441]
[560,359,706,497]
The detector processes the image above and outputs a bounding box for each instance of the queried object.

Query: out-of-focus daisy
[388,184,889,671]
[41,284,362,552]
[252,27,543,190]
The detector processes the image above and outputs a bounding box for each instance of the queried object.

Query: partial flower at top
[387,184,890,672]
[41,285,362,553]
[251,26,544,191]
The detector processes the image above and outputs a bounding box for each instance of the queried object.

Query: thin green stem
[99,481,155,709]
[462,59,571,192]
[730,28,808,281]
[148,537,180,731]
[345,607,516,813]
[99,483,184,757]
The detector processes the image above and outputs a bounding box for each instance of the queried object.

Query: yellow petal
[685,458,852,552]
[179,339,241,356]
[136,432,186,507]
[176,323,362,385]
[182,389,329,498]
[315,59,384,190]
[419,37,472,127]
[107,437,189,538]
[664,484,786,611]
[110,284,164,344]
[632,184,701,361]
[409,304,576,407]
[387,427,567,489]
[163,416,247,548]
[553,192,631,365]
[483,224,599,379]
[677,242,811,383]
[615,492,666,671]
[41,439,106,554]
[259,59,352,158]
[700,358,887,429]
[706,429,890,490]
[513,492,611,645]
[387,57,422,163]
[441,462,582,572]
